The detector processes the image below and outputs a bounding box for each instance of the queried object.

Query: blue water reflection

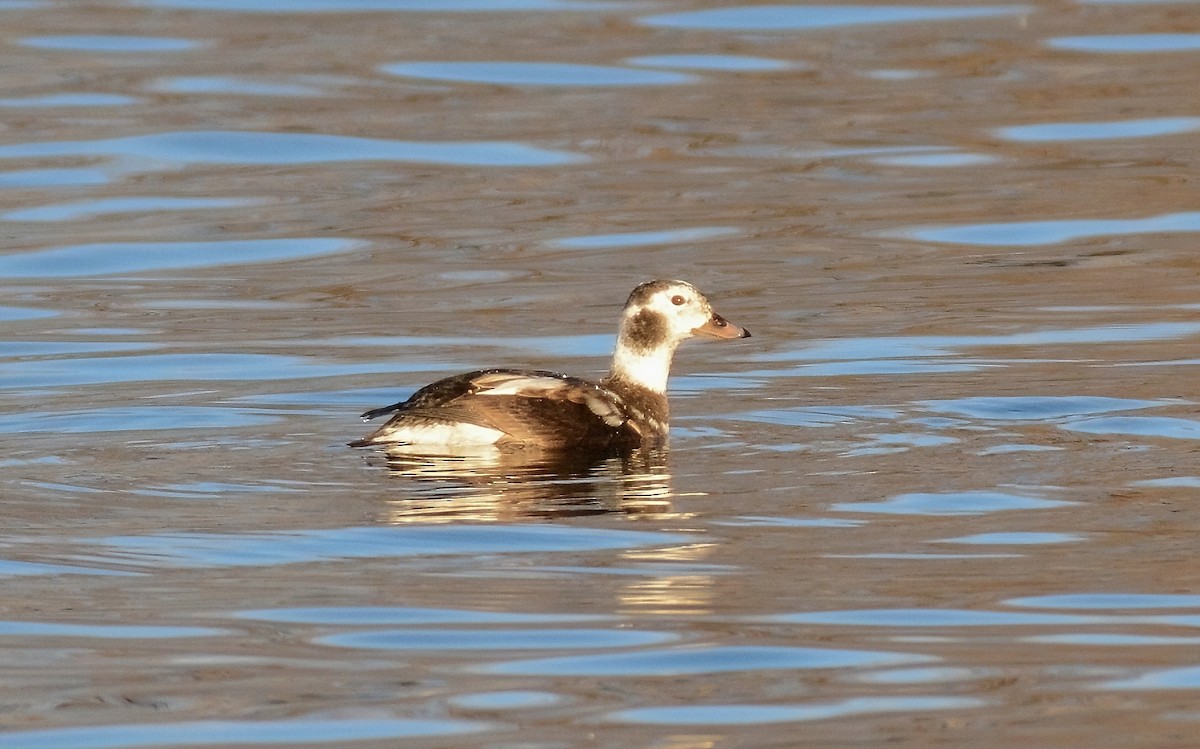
[1062,416,1200,440]
[0,353,438,390]
[0,167,111,188]
[864,69,932,80]
[1048,34,1200,52]
[843,432,958,455]
[858,666,991,684]
[18,35,203,51]
[977,444,1067,455]
[1010,593,1200,609]
[133,481,304,499]
[0,407,279,434]
[774,609,1117,626]
[832,490,1072,516]
[627,54,796,71]
[641,5,1030,30]
[0,559,137,577]
[0,621,223,638]
[308,332,614,357]
[481,644,932,676]
[995,116,1200,141]
[0,93,137,107]
[239,606,605,624]
[715,516,866,528]
[549,226,740,249]
[150,76,327,96]
[2,196,258,222]
[318,627,676,650]
[830,553,1022,560]
[0,306,56,321]
[135,0,618,10]
[747,359,991,377]
[900,211,1200,246]
[872,151,999,167]
[1030,633,1200,645]
[1131,476,1200,488]
[922,396,1166,421]
[605,696,983,725]
[0,238,362,278]
[92,525,689,568]
[1101,667,1200,691]
[938,532,1084,545]
[752,322,1200,362]
[382,61,695,86]
[1,341,151,356]
[0,717,493,749]
[0,131,586,168]
[450,691,563,709]
[733,405,901,428]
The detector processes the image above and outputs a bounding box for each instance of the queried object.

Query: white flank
[375,422,505,446]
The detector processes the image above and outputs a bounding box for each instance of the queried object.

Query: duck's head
[608,280,750,394]
[620,279,751,350]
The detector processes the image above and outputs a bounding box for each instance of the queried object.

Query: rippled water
[3,0,1200,746]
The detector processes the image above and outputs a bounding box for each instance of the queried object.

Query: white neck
[607,339,678,393]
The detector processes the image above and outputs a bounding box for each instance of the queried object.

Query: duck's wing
[356,369,635,448]
[466,370,629,430]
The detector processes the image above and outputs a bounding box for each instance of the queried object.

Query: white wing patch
[580,392,626,427]
[471,372,566,396]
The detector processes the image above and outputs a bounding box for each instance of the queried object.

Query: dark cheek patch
[625,309,670,352]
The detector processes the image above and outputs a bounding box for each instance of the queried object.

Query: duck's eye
[671,295,686,306]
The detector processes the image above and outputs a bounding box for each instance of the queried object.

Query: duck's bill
[694,313,751,339]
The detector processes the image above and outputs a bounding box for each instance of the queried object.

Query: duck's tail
[360,401,406,421]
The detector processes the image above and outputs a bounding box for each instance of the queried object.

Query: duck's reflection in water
[373,445,680,523]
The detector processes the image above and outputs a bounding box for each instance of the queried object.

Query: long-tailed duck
[350,279,750,450]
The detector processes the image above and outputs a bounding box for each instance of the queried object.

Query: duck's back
[351,369,646,449]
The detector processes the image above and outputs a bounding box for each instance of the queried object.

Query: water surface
[2,0,1200,746]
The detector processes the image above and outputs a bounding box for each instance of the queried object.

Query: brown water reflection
[372,445,678,522]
